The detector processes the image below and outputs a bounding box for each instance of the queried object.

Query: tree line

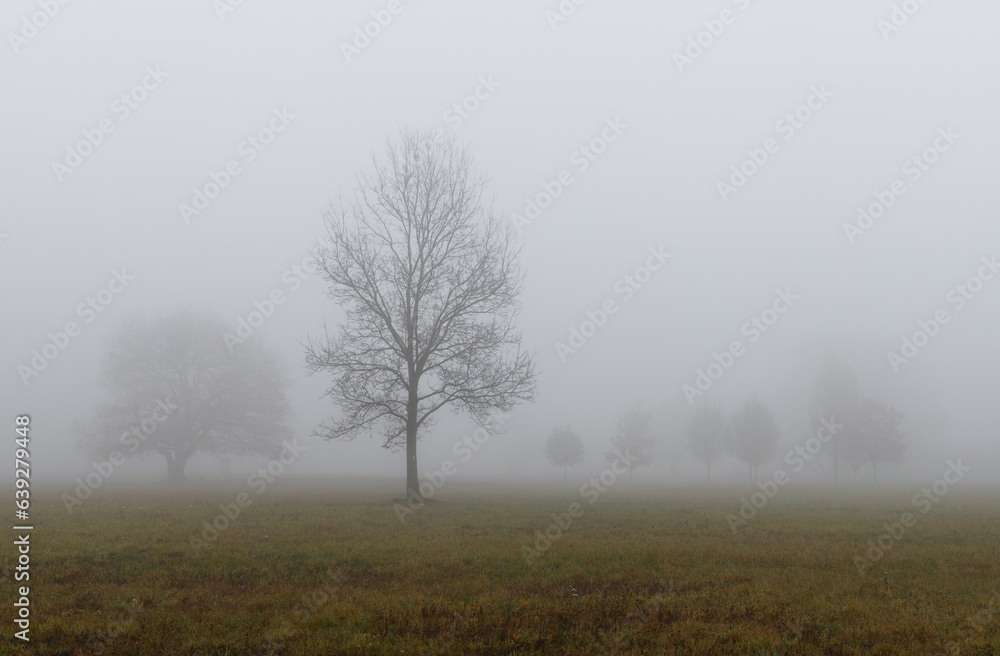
[544,354,906,484]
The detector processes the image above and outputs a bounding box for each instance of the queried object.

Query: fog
[3,0,999,490]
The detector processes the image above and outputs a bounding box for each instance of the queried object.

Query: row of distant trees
[545,405,656,482]
[802,354,907,483]
[544,355,907,484]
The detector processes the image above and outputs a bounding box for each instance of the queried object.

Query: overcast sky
[3,0,999,486]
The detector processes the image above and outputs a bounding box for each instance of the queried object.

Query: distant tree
[853,398,906,484]
[808,352,860,482]
[304,128,537,503]
[660,429,685,480]
[80,311,293,481]
[728,396,779,483]
[604,404,655,482]
[687,403,728,483]
[659,399,688,479]
[545,427,584,481]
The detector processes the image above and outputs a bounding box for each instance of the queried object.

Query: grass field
[4,479,1000,655]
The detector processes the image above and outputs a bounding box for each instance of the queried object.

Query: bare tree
[604,404,655,482]
[80,311,293,481]
[687,403,728,483]
[305,129,537,502]
[545,426,584,481]
[808,352,860,482]
[660,399,688,479]
[728,396,779,483]
[853,398,906,484]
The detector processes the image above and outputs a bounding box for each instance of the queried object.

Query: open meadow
[4,479,999,655]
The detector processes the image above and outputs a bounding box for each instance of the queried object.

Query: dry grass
[4,479,1000,655]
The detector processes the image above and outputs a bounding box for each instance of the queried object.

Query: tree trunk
[405,381,421,503]
[165,451,190,482]
[832,437,839,483]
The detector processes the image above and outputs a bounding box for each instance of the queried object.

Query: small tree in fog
[687,403,728,483]
[604,404,655,482]
[545,427,584,481]
[305,129,537,503]
[660,399,688,479]
[809,352,860,482]
[853,398,906,484]
[80,311,293,481]
[728,397,779,483]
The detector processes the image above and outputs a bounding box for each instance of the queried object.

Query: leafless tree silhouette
[809,352,860,482]
[604,404,655,482]
[545,427,584,481]
[305,129,537,502]
[728,396,779,484]
[852,398,906,484]
[687,403,729,483]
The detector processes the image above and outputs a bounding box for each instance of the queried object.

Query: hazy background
[2,0,998,488]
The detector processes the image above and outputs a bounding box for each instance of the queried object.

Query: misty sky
[3,0,999,486]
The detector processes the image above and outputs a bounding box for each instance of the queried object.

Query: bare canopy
[305,129,537,501]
